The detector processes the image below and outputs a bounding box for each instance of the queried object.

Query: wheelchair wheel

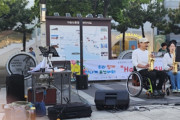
[126,71,142,97]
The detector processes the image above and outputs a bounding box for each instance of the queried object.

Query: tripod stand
[39,46,59,72]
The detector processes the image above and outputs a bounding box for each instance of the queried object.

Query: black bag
[48,102,92,120]
[6,74,25,103]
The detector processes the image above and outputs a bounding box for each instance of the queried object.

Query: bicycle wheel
[126,71,142,97]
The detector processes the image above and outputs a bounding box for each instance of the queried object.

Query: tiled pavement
[1,82,180,120]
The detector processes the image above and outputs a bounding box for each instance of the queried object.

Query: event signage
[84,58,163,81]
[116,33,142,39]
[6,52,37,79]
[50,25,109,60]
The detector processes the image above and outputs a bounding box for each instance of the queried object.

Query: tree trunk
[141,24,145,38]
[93,0,98,17]
[22,31,26,52]
[122,31,125,51]
[103,0,110,17]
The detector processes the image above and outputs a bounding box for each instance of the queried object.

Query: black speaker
[76,75,88,90]
[176,46,180,62]
[6,74,25,103]
[94,90,129,110]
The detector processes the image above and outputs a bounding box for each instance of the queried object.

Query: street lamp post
[40,0,46,46]
[40,0,46,22]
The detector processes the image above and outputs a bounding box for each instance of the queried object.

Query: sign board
[50,25,109,60]
[46,16,112,60]
[6,52,37,79]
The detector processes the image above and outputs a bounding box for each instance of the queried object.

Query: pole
[76,17,88,90]
[79,18,83,75]
[40,2,46,46]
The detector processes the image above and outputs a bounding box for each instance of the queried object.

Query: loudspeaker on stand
[76,75,88,90]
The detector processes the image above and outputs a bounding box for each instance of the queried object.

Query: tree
[0,0,17,31]
[112,0,144,51]
[111,0,166,51]
[14,0,35,51]
[161,7,180,34]
[45,0,93,17]
[123,0,165,38]
[33,0,125,18]
[0,0,36,51]
[15,9,34,51]
[125,1,146,37]
[0,0,10,17]
[31,0,40,19]
[108,0,129,19]
[110,0,139,51]
[110,0,143,51]
[146,2,167,29]
[113,10,132,51]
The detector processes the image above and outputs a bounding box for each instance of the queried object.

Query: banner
[83,58,163,81]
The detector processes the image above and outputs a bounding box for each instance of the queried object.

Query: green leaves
[0,0,32,31]
[0,0,10,17]
[0,0,36,51]
[45,0,93,17]
[146,2,167,29]
[162,7,180,34]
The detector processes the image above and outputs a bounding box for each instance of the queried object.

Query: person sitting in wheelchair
[163,40,180,93]
[132,38,167,96]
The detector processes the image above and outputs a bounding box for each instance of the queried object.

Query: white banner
[84,58,163,81]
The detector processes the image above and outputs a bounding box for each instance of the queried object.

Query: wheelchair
[126,67,170,97]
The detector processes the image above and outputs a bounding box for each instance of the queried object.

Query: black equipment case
[94,90,129,110]
[48,102,92,120]
[6,74,25,103]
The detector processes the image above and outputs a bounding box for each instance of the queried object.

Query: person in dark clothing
[158,42,167,52]
[29,47,36,57]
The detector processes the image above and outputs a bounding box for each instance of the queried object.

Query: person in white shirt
[163,40,180,92]
[132,38,166,96]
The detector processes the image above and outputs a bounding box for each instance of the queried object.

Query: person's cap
[139,38,149,43]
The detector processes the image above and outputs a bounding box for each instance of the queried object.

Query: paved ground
[1,80,180,120]
[82,81,180,106]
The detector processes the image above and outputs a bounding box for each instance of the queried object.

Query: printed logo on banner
[100,27,108,32]
[120,65,133,72]
[51,28,58,31]
[51,35,58,40]
[154,66,163,70]
[100,35,108,40]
